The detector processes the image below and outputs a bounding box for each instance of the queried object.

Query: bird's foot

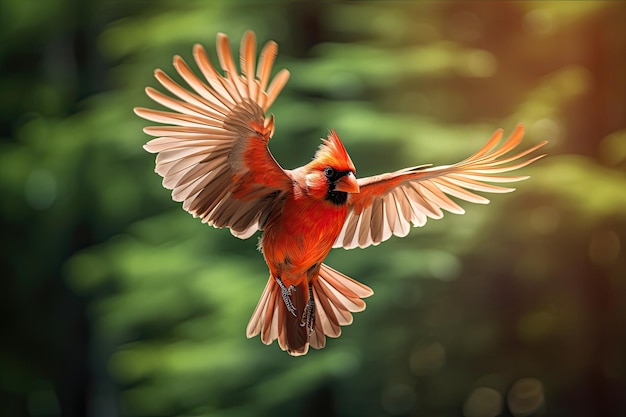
[275,276,297,317]
[300,287,315,335]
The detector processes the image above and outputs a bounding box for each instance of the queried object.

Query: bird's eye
[324,167,335,178]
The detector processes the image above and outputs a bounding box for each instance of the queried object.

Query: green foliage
[2,1,625,417]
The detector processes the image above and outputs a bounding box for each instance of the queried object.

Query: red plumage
[135,31,546,355]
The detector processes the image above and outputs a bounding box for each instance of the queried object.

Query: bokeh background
[1,1,625,416]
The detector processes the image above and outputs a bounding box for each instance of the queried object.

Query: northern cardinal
[135,31,546,356]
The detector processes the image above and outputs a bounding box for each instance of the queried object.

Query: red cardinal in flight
[135,31,546,356]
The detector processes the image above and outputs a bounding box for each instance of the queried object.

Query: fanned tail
[246,265,373,356]
[245,276,308,355]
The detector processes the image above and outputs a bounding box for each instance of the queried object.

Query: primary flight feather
[135,31,547,356]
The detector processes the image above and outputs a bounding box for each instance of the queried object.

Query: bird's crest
[313,130,356,172]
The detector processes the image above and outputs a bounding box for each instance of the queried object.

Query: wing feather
[193,43,238,106]
[155,65,229,115]
[256,40,279,106]
[240,31,258,100]
[216,33,246,101]
[334,124,547,249]
[136,31,292,238]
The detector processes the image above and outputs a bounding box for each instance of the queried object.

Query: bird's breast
[260,195,347,281]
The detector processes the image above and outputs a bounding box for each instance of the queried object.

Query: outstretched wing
[334,124,547,249]
[135,31,292,239]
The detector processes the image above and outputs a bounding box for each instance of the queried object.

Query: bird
[134,31,547,356]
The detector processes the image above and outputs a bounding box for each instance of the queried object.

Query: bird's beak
[334,172,359,193]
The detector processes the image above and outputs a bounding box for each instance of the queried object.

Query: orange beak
[334,172,359,193]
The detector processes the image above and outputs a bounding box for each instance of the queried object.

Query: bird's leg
[275,275,297,317]
[300,283,315,335]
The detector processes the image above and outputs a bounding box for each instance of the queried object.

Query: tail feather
[311,284,342,336]
[247,276,288,347]
[308,264,373,349]
[309,318,326,350]
[284,281,309,355]
[261,285,277,344]
[246,276,272,340]
[318,264,373,299]
[246,264,373,356]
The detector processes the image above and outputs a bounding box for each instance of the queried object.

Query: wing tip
[242,30,255,41]
[134,107,149,118]
[142,142,155,153]
[172,54,184,66]
[192,43,205,55]
[216,32,228,42]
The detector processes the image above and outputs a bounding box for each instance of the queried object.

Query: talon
[275,276,297,317]
[300,285,316,335]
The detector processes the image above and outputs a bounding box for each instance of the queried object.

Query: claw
[275,276,297,317]
[300,284,315,335]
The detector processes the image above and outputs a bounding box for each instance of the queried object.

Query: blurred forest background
[1,1,625,417]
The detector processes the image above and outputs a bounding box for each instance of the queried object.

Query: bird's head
[305,130,359,205]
